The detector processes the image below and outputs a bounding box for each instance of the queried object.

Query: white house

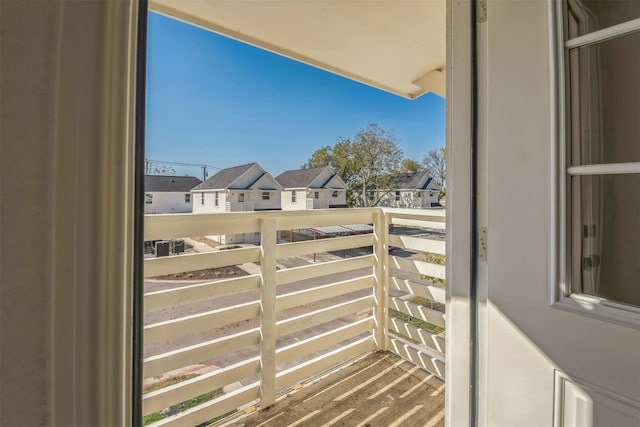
[144,175,202,214]
[275,167,348,210]
[376,172,441,209]
[191,163,283,244]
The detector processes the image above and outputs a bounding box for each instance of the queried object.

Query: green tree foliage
[400,158,422,173]
[303,123,404,207]
[422,147,446,200]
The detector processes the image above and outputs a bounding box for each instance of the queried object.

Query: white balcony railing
[143,208,446,426]
[305,198,329,209]
[225,202,254,212]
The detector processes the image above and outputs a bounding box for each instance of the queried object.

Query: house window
[262,192,270,200]
[395,191,401,202]
[314,191,319,199]
[215,191,219,207]
[560,1,640,309]
[332,190,338,198]
[145,193,153,204]
[238,193,245,203]
[201,193,204,205]
[185,194,191,203]
[291,192,296,203]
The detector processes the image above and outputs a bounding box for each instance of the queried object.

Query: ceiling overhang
[149,0,446,99]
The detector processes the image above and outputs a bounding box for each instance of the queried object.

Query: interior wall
[1,2,61,424]
[1,1,137,425]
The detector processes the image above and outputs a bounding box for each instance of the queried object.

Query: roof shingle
[275,167,328,188]
[191,163,257,190]
[145,175,202,192]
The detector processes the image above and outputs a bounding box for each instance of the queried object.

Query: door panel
[477,1,640,425]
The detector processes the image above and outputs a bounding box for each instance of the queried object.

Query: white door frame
[445,1,475,426]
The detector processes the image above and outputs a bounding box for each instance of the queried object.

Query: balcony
[305,198,329,209]
[143,208,446,426]
[225,202,255,212]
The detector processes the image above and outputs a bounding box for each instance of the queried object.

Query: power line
[146,159,222,170]
[146,159,223,181]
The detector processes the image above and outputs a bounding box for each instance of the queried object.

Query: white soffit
[149,0,446,99]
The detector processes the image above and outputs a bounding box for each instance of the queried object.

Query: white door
[475,1,640,425]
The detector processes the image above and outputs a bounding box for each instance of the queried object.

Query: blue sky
[146,12,445,178]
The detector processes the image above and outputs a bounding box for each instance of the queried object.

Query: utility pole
[202,165,208,182]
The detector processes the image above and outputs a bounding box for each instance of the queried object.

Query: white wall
[192,191,226,213]
[1,1,136,425]
[327,188,346,206]
[144,191,192,213]
[252,190,281,211]
[281,190,306,210]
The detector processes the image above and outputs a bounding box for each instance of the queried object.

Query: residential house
[376,172,441,209]
[275,167,348,210]
[144,175,202,214]
[5,1,639,426]
[191,163,282,243]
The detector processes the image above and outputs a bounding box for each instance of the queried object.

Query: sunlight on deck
[224,352,444,427]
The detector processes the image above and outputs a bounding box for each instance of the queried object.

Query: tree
[422,147,446,200]
[145,159,176,176]
[303,123,403,207]
[400,158,422,173]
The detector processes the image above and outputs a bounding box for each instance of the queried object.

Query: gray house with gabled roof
[144,175,202,214]
[275,166,348,210]
[191,163,283,214]
[191,163,283,244]
[376,171,441,209]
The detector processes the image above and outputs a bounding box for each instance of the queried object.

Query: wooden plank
[276,255,373,286]
[145,213,260,241]
[144,301,260,345]
[144,275,261,312]
[144,246,260,278]
[389,218,446,230]
[260,218,277,407]
[276,275,374,312]
[276,318,374,366]
[389,256,446,281]
[149,382,260,427]
[383,207,446,219]
[373,211,389,351]
[143,357,260,415]
[277,296,373,338]
[389,297,446,328]
[276,210,375,230]
[388,277,446,305]
[276,234,374,259]
[144,328,260,379]
[388,234,446,255]
[275,337,375,389]
[388,317,445,354]
[388,335,445,380]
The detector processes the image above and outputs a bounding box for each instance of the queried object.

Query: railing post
[259,218,277,407]
[373,209,389,351]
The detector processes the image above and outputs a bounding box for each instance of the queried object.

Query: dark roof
[275,167,327,188]
[390,172,433,190]
[192,163,257,190]
[145,175,202,192]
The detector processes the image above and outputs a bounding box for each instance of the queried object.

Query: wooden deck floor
[222,351,445,427]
